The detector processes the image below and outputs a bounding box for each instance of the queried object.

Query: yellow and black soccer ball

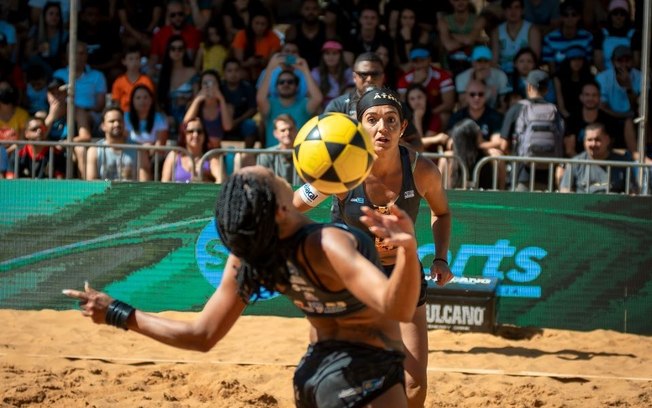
[293,113,375,194]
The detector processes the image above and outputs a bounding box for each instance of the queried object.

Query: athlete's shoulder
[321,222,371,244]
[324,94,350,113]
[412,149,443,188]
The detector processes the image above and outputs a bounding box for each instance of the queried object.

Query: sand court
[1,310,651,407]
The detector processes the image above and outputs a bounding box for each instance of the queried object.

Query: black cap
[525,70,549,89]
[612,45,632,60]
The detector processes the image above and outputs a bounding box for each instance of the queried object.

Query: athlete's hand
[360,205,416,250]
[62,281,114,325]
[430,260,453,287]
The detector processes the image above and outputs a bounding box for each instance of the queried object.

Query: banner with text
[1,181,650,334]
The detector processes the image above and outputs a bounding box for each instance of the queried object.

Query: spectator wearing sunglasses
[441,79,506,189]
[593,0,640,72]
[5,114,66,179]
[324,52,386,118]
[325,52,424,151]
[256,53,323,148]
[149,0,202,75]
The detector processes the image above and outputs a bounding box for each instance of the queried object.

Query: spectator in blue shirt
[0,144,7,178]
[53,40,107,175]
[595,45,641,119]
[256,53,322,148]
[53,40,108,140]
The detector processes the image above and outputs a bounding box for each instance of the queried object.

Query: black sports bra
[280,223,382,317]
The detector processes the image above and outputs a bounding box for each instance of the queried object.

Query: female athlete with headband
[64,165,423,407]
[294,87,453,408]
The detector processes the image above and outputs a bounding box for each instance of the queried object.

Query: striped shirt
[542,28,593,63]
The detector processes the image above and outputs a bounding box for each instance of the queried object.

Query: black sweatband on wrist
[433,258,448,265]
[106,300,135,330]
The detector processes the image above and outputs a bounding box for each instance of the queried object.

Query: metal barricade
[199,147,470,189]
[472,155,652,195]
[0,140,192,181]
[421,152,469,190]
[199,146,289,183]
[6,140,648,195]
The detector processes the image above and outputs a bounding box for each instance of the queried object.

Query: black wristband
[106,300,135,330]
[433,257,448,265]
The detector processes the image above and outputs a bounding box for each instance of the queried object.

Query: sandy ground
[1,310,651,407]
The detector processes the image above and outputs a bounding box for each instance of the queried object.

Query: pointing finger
[62,289,86,300]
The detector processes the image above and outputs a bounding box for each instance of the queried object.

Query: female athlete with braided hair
[64,165,423,407]
[294,87,454,408]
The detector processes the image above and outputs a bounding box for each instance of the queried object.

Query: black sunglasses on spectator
[355,71,382,79]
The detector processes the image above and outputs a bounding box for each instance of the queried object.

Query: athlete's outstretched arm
[63,254,247,352]
[292,182,330,212]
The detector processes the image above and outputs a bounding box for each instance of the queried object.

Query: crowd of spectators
[0,0,649,193]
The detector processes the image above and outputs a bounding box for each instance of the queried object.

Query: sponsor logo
[302,184,318,202]
[418,239,545,298]
[424,276,493,285]
[197,218,545,301]
[426,304,486,326]
[404,190,415,199]
[350,197,365,204]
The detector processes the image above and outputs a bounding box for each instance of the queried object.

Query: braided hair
[215,172,290,302]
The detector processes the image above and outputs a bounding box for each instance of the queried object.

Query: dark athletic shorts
[383,263,428,307]
[293,340,405,408]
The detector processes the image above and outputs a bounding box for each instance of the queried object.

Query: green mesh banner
[1,181,650,334]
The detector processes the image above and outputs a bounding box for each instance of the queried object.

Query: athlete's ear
[275,203,288,222]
